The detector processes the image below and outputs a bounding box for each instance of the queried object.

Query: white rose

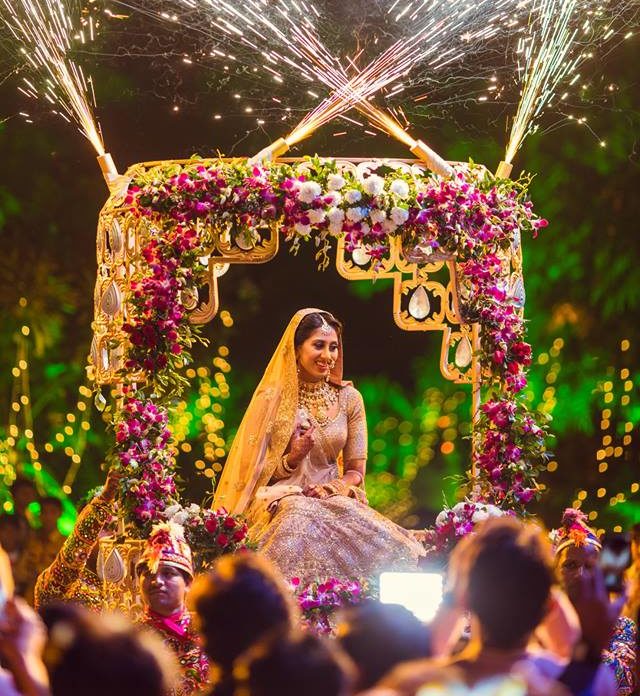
[383,219,398,234]
[471,508,490,524]
[390,179,410,199]
[163,503,182,519]
[327,173,346,190]
[435,510,450,526]
[327,207,345,226]
[294,222,312,235]
[360,222,370,235]
[363,174,385,196]
[452,501,468,515]
[188,503,201,514]
[324,191,342,206]
[307,208,326,224]
[173,510,190,525]
[345,189,362,204]
[390,206,409,225]
[297,180,322,204]
[346,207,364,222]
[370,208,387,224]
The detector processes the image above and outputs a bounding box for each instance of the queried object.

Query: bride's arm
[343,387,367,481]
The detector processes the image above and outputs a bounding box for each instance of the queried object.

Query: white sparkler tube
[410,140,454,178]
[249,137,290,165]
[495,160,513,179]
[97,153,120,188]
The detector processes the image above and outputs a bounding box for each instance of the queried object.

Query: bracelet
[344,469,363,486]
[324,478,349,497]
[282,454,296,474]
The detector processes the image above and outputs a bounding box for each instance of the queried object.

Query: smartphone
[600,532,631,594]
[379,571,444,622]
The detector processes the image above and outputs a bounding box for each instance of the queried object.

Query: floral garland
[289,577,373,634]
[423,500,511,564]
[104,155,549,540]
[161,503,250,571]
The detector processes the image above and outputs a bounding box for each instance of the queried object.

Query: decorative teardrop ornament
[510,275,526,308]
[234,230,257,250]
[109,219,124,254]
[180,286,199,311]
[408,286,430,320]
[101,346,110,371]
[352,245,371,267]
[511,228,521,253]
[90,335,99,369]
[94,390,107,412]
[214,263,230,278]
[455,335,473,368]
[101,281,122,317]
[99,547,126,584]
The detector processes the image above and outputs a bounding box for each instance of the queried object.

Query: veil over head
[213,308,346,515]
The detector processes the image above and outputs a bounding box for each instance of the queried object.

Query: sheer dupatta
[212,308,346,515]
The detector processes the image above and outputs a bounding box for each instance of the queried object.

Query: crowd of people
[0,310,638,694]
[0,472,639,696]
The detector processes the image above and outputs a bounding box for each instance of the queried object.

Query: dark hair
[234,629,354,696]
[0,514,21,530]
[451,517,553,650]
[12,477,37,495]
[336,601,430,690]
[189,552,297,671]
[41,496,63,513]
[45,608,174,696]
[294,311,342,349]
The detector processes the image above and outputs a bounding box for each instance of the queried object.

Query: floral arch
[90,153,548,556]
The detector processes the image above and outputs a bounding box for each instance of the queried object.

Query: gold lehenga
[213,308,424,582]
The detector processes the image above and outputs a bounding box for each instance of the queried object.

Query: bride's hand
[303,483,329,499]
[287,425,316,465]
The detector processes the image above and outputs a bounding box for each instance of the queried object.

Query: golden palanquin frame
[91,156,525,471]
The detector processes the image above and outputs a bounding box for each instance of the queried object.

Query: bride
[213,308,424,581]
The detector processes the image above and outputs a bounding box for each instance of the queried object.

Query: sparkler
[1,0,105,155]
[502,0,580,167]
[246,1,522,172]
[0,0,128,187]
[124,0,521,170]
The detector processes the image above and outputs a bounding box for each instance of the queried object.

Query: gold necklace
[298,380,338,426]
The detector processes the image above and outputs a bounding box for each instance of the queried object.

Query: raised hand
[287,424,316,466]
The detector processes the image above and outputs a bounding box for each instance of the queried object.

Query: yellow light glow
[621,339,630,351]
[598,462,608,473]
[588,511,598,521]
[21,325,30,336]
[597,487,606,498]
[547,460,558,472]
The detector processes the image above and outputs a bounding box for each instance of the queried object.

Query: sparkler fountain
[2,0,637,576]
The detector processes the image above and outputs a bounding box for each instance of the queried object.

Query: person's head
[234,629,354,696]
[12,477,37,515]
[294,311,342,383]
[40,497,63,534]
[136,523,194,616]
[336,601,431,690]
[0,514,22,553]
[551,508,602,588]
[450,516,554,650]
[189,552,298,671]
[44,606,177,696]
[138,562,192,616]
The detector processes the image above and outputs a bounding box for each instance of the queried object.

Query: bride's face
[296,327,339,382]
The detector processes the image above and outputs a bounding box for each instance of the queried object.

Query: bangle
[345,470,363,486]
[282,454,296,474]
